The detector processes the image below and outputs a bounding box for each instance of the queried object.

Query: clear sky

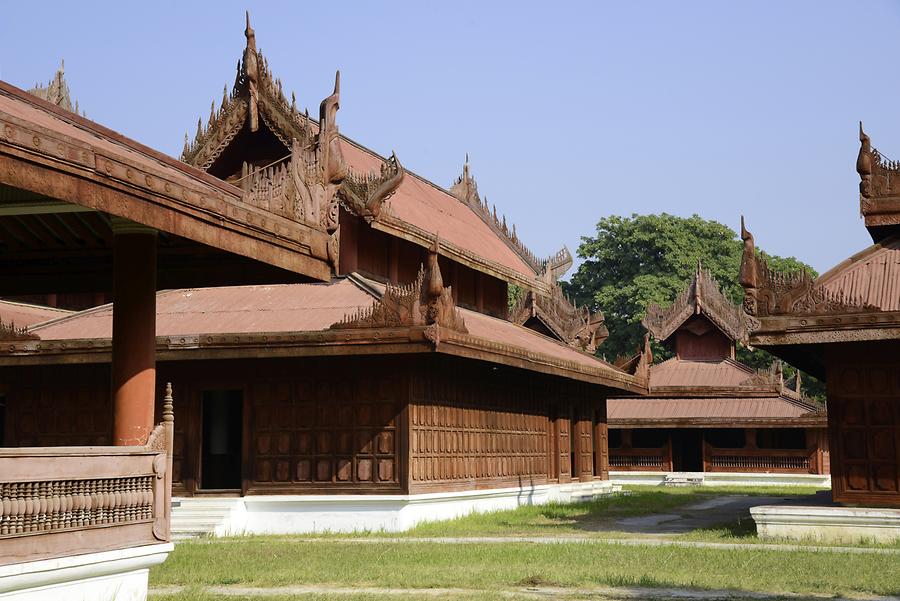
[2,1,899,275]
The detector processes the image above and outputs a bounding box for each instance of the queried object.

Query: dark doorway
[201,390,243,490]
[672,430,703,472]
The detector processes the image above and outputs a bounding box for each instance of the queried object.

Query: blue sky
[2,1,899,274]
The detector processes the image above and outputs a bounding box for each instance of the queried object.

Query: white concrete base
[751,504,900,544]
[610,471,832,488]
[0,543,173,601]
[173,480,621,536]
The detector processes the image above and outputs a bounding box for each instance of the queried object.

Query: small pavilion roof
[643,263,748,344]
[607,395,824,427]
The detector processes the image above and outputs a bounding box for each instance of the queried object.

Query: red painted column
[111,219,157,446]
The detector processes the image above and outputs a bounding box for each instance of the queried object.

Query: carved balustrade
[0,388,173,566]
[704,444,814,474]
[608,448,668,471]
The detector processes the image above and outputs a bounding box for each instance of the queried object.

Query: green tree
[564,213,823,398]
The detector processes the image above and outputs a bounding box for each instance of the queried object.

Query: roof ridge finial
[427,235,444,298]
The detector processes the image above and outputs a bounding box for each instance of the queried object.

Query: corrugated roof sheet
[340,141,536,280]
[0,300,72,329]
[30,279,376,339]
[817,235,900,311]
[26,278,612,374]
[649,358,754,388]
[607,396,813,420]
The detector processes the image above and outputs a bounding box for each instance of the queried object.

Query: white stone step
[170,498,241,539]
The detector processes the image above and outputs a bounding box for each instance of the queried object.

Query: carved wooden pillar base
[111,218,157,446]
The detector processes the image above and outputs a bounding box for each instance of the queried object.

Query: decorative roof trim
[643,260,749,344]
[181,13,403,272]
[449,157,571,279]
[857,122,900,231]
[331,237,467,343]
[509,283,607,353]
[740,217,878,321]
[27,61,76,114]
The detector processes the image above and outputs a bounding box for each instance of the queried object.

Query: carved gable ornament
[643,261,749,344]
[181,13,404,271]
[739,217,877,320]
[510,283,608,354]
[332,238,468,342]
[0,318,37,342]
[449,157,572,279]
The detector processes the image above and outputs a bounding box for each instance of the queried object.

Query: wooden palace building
[739,125,900,508]
[0,17,648,537]
[603,266,828,484]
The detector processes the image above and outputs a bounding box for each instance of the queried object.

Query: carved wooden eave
[0,80,331,281]
[449,157,572,280]
[857,123,900,235]
[27,61,76,114]
[740,217,878,321]
[509,284,608,353]
[613,333,653,386]
[0,318,37,342]
[332,238,468,344]
[181,13,404,270]
[643,262,749,344]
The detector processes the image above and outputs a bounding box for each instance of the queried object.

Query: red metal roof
[817,235,900,311]
[649,358,754,388]
[26,278,614,376]
[30,279,376,340]
[340,141,536,280]
[607,396,814,421]
[0,300,72,329]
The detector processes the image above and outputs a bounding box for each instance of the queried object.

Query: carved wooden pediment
[180,13,404,270]
[332,238,467,340]
[27,61,75,113]
[740,217,877,320]
[614,333,653,382]
[510,283,608,353]
[643,261,749,344]
[449,157,570,278]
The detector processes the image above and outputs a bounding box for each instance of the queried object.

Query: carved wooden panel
[251,373,401,489]
[557,413,572,483]
[409,359,555,492]
[6,365,111,447]
[827,343,900,506]
[575,402,594,481]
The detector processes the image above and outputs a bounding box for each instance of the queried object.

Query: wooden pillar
[665,433,674,471]
[111,219,157,446]
[593,408,609,480]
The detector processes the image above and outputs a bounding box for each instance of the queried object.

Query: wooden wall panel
[2,364,111,447]
[408,356,605,493]
[827,342,900,506]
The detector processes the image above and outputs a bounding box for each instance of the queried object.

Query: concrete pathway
[594,494,800,535]
[150,583,900,600]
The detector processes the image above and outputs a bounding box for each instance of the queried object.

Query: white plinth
[610,471,831,488]
[751,504,900,544]
[173,480,620,536]
[0,543,173,601]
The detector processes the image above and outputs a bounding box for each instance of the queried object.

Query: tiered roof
[608,264,824,427]
[643,262,749,345]
[179,14,563,291]
[26,62,75,113]
[3,243,645,392]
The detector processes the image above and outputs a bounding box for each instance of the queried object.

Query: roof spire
[243,10,260,131]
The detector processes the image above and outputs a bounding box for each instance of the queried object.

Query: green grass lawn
[151,537,900,597]
[388,485,825,538]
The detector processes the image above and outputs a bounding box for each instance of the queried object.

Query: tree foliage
[563,213,824,398]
